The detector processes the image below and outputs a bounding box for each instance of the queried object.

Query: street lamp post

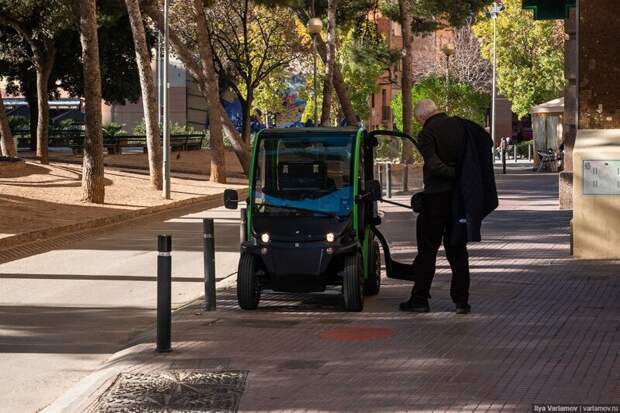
[162,0,171,199]
[441,42,455,112]
[306,17,323,127]
[489,2,503,147]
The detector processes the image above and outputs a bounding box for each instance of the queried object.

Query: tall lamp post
[441,42,455,112]
[306,17,323,127]
[162,0,171,199]
[489,2,504,147]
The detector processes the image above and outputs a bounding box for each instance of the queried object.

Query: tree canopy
[391,74,489,135]
[0,0,145,105]
[472,0,565,118]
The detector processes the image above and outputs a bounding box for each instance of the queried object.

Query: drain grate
[94,370,248,412]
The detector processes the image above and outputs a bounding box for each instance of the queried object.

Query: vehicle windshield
[252,132,356,218]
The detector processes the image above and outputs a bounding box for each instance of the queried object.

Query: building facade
[366,13,455,131]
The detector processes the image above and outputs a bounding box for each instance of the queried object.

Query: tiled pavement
[67,169,619,412]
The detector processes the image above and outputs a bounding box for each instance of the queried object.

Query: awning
[530,97,564,115]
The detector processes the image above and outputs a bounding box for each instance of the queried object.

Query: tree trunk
[125,0,163,190]
[142,0,249,175]
[33,56,52,164]
[295,9,357,126]
[399,0,414,174]
[0,89,17,157]
[240,91,252,144]
[25,89,38,152]
[320,0,337,126]
[193,0,226,184]
[314,32,357,126]
[219,106,251,171]
[80,0,105,203]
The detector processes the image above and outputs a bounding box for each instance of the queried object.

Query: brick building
[366,13,455,130]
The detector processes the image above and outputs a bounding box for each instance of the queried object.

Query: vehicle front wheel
[237,253,260,310]
[342,252,364,312]
[364,241,381,296]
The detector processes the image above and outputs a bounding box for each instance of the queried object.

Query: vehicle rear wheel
[364,240,381,296]
[343,252,364,312]
[237,253,260,310]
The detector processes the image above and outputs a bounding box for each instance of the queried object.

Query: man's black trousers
[411,191,470,304]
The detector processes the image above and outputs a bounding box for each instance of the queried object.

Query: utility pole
[157,31,163,127]
[307,14,323,127]
[162,0,171,199]
[489,2,503,147]
[441,42,455,112]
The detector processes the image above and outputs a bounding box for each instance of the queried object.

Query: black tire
[237,253,260,310]
[343,252,364,312]
[364,241,381,296]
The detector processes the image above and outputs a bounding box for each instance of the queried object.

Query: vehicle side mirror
[367,179,382,201]
[224,189,239,209]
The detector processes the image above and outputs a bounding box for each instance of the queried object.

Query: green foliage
[472,0,565,118]
[379,0,493,33]
[340,28,398,120]
[253,70,289,117]
[102,122,127,138]
[54,118,81,130]
[516,140,534,157]
[390,75,489,160]
[0,0,145,105]
[8,116,29,134]
[392,75,489,135]
[133,119,199,136]
[53,1,146,104]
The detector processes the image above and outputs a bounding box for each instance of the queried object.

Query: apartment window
[371,93,375,108]
[381,89,387,106]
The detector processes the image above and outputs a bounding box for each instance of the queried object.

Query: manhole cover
[319,327,395,342]
[94,370,248,412]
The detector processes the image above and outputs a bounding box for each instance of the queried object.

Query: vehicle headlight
[326,232,335,243]
[260,233,270,244]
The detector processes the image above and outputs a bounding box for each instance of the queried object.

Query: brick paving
[71,169,619,412]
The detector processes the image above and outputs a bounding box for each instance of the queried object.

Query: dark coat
[449,118,499,244]
[417,113,464,194]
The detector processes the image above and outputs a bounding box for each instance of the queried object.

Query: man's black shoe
[455,303,471,314]
[399,298,430,313]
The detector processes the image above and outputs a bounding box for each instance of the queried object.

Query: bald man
[400,99,471,314]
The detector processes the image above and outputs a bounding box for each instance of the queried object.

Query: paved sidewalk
[48,168,620,413]
[0,199,244,413]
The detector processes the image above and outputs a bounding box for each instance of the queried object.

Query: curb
[0,188,248,253]
[41,274,239,413]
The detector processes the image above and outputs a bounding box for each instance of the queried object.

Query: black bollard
[502,149,507,174]
[156,235,172,353]
[386,163,392,198]
[203,218,216,311]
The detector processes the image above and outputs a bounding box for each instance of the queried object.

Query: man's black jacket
[417,113,463,194]
[416,113,498,244]
[450,117,499,244]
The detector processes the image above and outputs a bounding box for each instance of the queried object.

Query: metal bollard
[377,164,384,197]
[386,163,392,198]
[514,144,518,163]
[239,208,247,243]
[502,149,507,174]
[156,235,172,353]
[203,218,216,311]
[528,142,532,161]
[402,162,409,192]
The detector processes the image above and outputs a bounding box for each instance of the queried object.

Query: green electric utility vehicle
[224,128,418,311]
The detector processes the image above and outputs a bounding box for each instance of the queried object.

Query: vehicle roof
[258,127,361,137]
